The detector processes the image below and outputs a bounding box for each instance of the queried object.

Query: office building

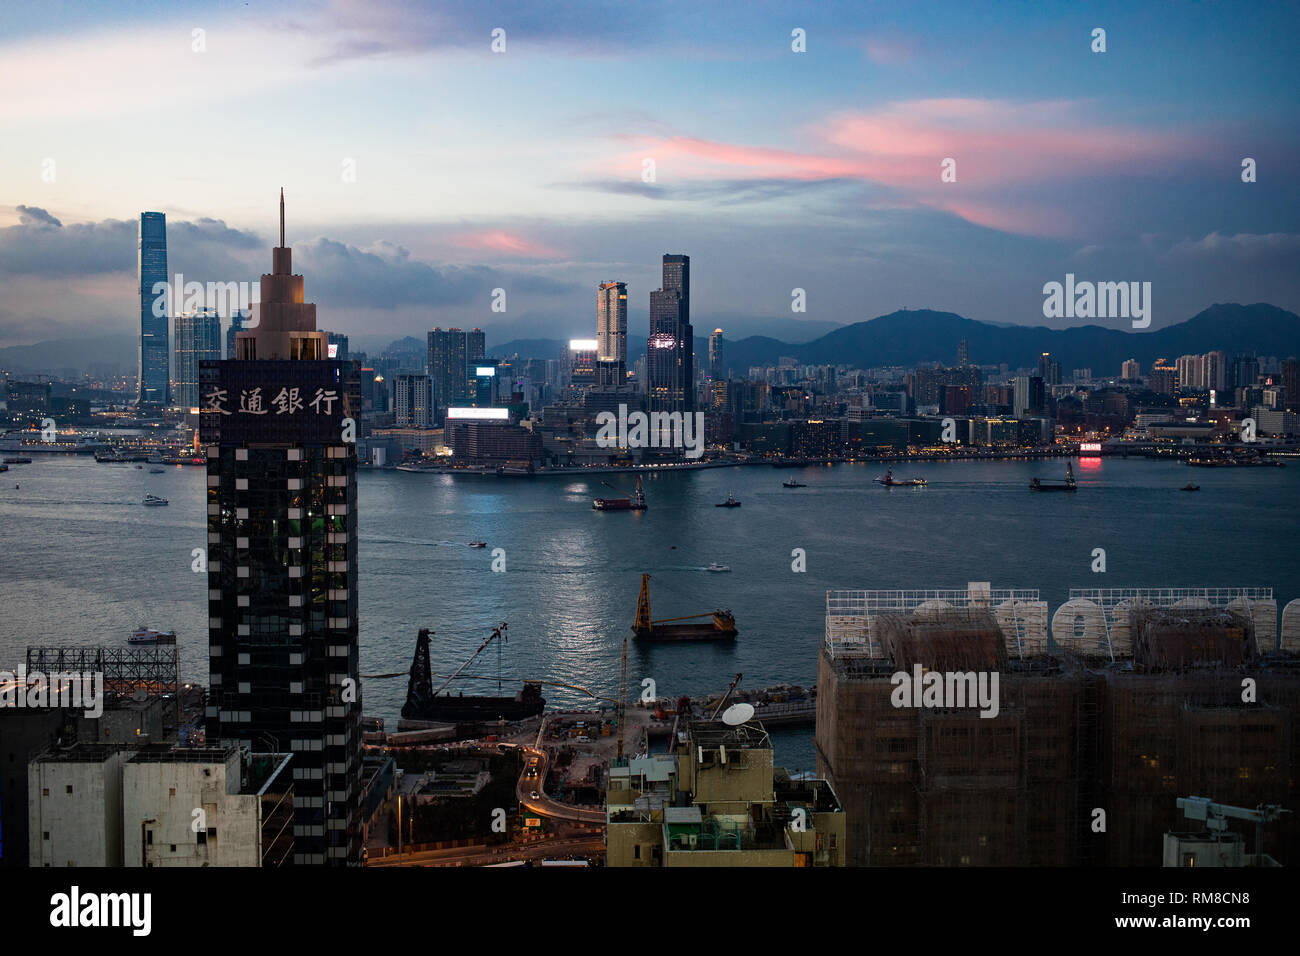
[647,254,694,414]
[709,328,724,381]
[1012,374,1044,417]
[137,211,170,405]
[327,332,349,361]
[173,309,222,408]
[392,373,434,427]
[202,192,363,865]
[226,310,250,360]
[427,328,484,422]
[597,281,628,387]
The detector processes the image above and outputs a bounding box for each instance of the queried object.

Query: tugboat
[782,477,806,488]
[142,494,168,506]
[1029,461,1077,492]
[1181,482,1200,492]
[874,467,927,487]
[715,491,742,507]
[148,466,165,474]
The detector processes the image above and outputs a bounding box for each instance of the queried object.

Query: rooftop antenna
[279,187,285,248]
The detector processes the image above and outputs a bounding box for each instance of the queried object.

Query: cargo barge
[632,573,737,642]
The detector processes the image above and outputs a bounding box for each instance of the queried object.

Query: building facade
[201,194,363,865]
[173,309,222,408]
[138,211,170,406]
[647,254,694,415]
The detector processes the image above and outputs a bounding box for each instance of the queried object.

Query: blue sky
[1,0,1297,352]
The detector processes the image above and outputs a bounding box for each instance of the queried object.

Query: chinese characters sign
[199,360,355,444]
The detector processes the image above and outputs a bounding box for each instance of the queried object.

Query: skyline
[2,0,1299,352]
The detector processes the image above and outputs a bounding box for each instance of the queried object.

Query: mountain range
[2,304,1295,379]
[493,303,1300,376]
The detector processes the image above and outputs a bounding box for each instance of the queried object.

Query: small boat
[706,563,731,573]
[3,457,32,464]
[874,467,927,487]
[142,494,168,506]
[468,540,487,548]
[135,464,143,469]
[129,627,177,646]
[1181,482,1200,492]
[149,466,165,474]
[715,492,741,508]
[783,477,806,488]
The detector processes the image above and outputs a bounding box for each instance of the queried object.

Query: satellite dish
[721,702,754,726]
[132,688,149,703]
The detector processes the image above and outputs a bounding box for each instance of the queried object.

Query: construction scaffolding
[816,583,1300,867]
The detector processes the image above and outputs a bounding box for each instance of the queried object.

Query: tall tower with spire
[235,189,329,361]
[201,192,363,866]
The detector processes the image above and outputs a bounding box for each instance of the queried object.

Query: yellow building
[606,720,845,867]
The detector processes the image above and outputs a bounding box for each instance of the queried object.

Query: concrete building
[606,721,845,867]
[173,309,222,409]
[29,744,130,866]
[122,746,293,867]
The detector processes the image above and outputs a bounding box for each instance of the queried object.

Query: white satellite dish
[721,702,754,726]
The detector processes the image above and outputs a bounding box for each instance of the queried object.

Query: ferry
[142,494,168,506]
[129,627,177,646]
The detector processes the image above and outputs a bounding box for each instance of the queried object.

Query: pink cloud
[452,230,561,258]
[601,99,1196,237]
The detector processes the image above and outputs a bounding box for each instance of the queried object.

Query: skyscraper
[201,191,363,865]
[647,254,693,414]
[173,308,221,408]
[428,328,472,423]
[226,310,250,360]
[138,212,170,405]
[597,281,628,387]
[709,328,724,381]
[393,373,434,426]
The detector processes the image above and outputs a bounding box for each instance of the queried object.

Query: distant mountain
[0,334,137,374]
[721,304,1300,374]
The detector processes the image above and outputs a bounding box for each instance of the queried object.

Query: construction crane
[710,673,744,719]
[616,636,629,763]
[633,574,737,641]
[1176,796,1291,865]
[431,623,508,697]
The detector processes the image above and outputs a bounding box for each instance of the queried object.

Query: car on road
[530,790,539,799]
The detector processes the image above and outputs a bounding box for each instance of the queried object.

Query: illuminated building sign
[1080,442,1102,454]
[475,366,496,376]
[327,343,339,358]
[569,339,598,352]
[446,406,510,421]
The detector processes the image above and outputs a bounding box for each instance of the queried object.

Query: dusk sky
[2,0,1298,354]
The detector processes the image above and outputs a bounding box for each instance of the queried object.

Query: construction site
[816,584,1300,866]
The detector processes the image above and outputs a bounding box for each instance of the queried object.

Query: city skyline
[2,1,1299,354]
